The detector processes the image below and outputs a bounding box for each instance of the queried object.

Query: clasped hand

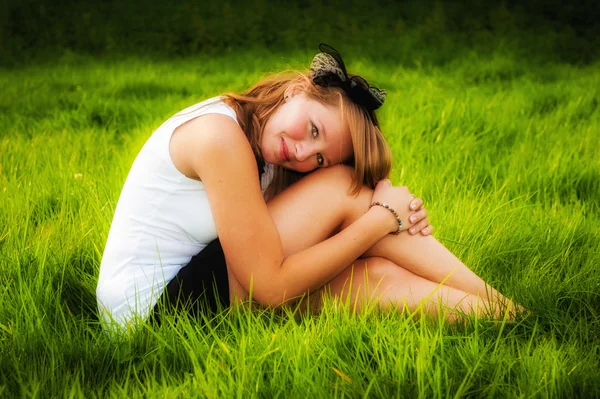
[371,179,433,236]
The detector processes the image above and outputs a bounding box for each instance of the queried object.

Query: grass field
[1,45,599,397]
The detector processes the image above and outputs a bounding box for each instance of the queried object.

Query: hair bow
[310,43,387,115]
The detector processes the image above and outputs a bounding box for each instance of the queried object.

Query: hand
[407,196,434,236]
[370,179,415,234]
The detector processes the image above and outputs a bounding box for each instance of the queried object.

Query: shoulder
[175,112,244,149]
[170,113,255,180]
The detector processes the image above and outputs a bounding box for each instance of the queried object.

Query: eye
[311,122,319,138]
[317,153,324,166]
[311,123,324,166]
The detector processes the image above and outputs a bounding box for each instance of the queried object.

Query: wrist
[366,206,395,236]
[369,202,403,235]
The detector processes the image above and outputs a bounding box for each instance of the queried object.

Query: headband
[310,43,387,119]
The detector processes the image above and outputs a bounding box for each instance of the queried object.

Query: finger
[410,197,424,211]
[408,219,429,235]
[420,225,434,236]
[408,208,428,224]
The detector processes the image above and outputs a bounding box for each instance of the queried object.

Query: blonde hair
[222,72,392,199]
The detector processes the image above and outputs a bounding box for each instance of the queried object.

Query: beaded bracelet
[369,201,403,235]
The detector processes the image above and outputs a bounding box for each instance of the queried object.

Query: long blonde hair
[222,72,392,199]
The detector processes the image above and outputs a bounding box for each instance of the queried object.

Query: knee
[309,164,373,212]
[274,164,357,202]
[294,163,372,205]
[358,257,399,287]
[306,164,355,188]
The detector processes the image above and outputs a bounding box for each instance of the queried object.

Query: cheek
[283,108,307,139]
[262,120,279,147]
[286,124,303,140]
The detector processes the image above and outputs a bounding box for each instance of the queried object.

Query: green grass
[1,48,599,397]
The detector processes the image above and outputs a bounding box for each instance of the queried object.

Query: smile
[280,138,290,162]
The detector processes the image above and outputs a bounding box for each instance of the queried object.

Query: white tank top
[96,97,273,327]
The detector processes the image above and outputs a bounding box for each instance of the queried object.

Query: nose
[294,141,315,162]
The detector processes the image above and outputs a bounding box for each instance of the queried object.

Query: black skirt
[151,239,230,324]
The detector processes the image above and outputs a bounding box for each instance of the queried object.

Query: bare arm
[170,114,397,305]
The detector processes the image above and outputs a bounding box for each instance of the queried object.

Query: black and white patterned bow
[310,43,387,114]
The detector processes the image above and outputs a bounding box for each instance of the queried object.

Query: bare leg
[229,165,514,310]
[302,257,500,320]
[361,234,505,303]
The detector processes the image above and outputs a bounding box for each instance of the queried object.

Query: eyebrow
[318,119,331,167]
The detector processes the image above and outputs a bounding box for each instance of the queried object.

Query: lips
[280,138,290,162]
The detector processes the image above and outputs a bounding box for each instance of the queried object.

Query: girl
[97,44,516,328]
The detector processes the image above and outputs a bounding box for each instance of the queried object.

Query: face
[261,91,353,173]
